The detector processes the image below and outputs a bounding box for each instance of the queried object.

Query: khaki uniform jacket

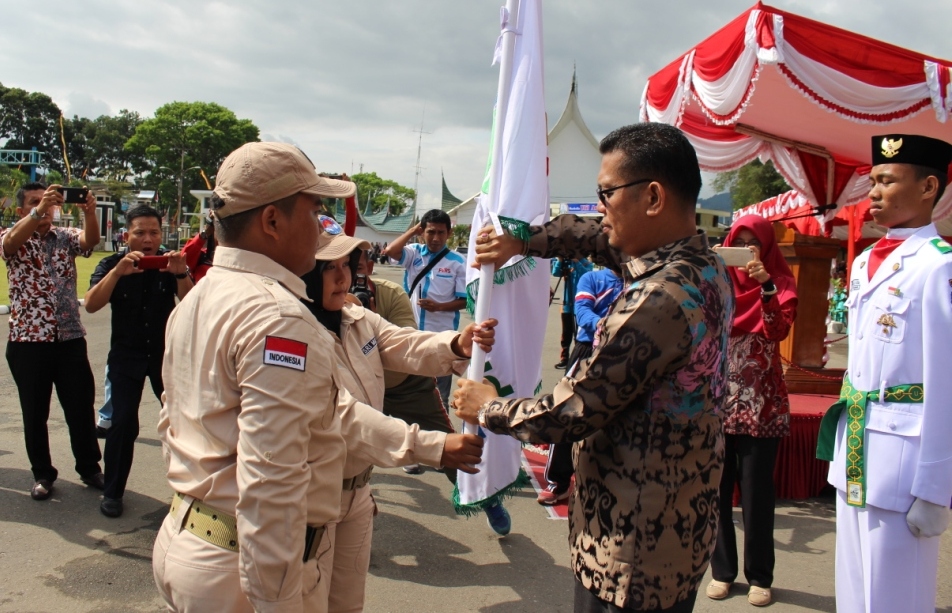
[370,276,418,389]
[482,217,734,611]
[334,302,469,479]
[159,247,346,613]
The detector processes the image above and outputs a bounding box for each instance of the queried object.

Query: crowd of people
[1,125,951,613]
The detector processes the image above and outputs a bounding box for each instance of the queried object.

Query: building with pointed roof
[548,70,601,212]
[441,174,462,213]
[447,70,602,225]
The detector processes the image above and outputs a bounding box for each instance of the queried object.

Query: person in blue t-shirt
[538,266,623,505]
[383,210,467,428]
[551,257,593,369]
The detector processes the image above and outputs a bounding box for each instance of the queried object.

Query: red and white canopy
[640,2,952,224]
[734,190,952,243]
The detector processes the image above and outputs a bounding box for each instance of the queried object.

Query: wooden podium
[774,224,845,395]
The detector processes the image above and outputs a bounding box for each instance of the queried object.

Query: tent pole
[846,203,857,283]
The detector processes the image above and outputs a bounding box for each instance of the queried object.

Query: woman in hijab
[707,215,798,608]
[300,216,494,613]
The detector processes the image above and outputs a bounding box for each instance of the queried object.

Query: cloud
[3,0,951,210]
[64,92,111,119]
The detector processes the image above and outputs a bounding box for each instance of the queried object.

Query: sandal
[31,479,53,501]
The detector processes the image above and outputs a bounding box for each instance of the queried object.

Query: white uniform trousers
[835,490,940,613]
[152,509,327,613]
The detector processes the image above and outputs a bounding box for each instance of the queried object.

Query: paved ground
[0,262,950,612]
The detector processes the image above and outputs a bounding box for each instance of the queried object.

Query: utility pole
[411,105,431,216]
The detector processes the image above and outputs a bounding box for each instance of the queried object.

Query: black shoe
[95,426,108,439]
[554,360,567,369]
[31,479,54,501]
[100,497,123,518]
[81,472,105,490]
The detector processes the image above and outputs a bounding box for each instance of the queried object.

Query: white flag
[454,0,550,512]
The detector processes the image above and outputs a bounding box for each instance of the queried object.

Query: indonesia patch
[263,336,307,371]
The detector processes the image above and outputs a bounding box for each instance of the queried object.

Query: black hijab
[300,250,362,339]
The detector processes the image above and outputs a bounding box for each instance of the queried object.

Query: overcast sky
[4,0,952,210]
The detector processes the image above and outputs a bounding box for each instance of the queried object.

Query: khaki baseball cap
[212,142,356,219]
[314,215,370,260]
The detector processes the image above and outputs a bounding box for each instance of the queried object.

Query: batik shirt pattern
[482,216,734,610]
[722,296,796,438]
[0,227,87,342]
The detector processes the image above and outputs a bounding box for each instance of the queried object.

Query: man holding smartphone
[1,182,103,502]
[84,204,193,517]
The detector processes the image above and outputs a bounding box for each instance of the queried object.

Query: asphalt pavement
[0,262,950,612]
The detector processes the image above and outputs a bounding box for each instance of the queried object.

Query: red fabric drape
[343,196,357,237]
[691,10,751,82]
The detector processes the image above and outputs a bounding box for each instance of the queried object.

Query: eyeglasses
[731,239,762,249]
[596,178,653,206]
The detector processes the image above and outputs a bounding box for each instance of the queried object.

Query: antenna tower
[411,105,431,213]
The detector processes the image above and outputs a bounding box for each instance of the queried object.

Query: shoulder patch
[929,238,952,254]
[263,336,307,371]
[862,243,875,253]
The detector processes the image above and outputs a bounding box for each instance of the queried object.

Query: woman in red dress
[707,215,798,607]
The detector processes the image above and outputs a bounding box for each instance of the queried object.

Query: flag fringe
[451,468,532,516]
[465,256,537,314]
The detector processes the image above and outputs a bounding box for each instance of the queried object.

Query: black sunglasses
[596,178,653,205]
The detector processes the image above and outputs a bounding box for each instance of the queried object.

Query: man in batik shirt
[454,123,734,613]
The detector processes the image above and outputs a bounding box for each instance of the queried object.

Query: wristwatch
[174,273,189,279]
[29,207,45,221]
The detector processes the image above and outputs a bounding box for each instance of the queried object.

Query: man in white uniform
[817,134,952,613]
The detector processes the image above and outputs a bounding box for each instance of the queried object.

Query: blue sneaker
[484,501,511,536]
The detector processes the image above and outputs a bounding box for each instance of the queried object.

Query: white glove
[906,497,951,538]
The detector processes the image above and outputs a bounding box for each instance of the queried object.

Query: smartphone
[714,246,754,267]
[134,255,170,270]
[58,187,89,204]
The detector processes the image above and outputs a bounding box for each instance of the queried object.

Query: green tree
[0,166,29,224]
[449,224,470,249]
[712,160,790,210]
[126,101,259,222]
[63,115,93,180]
[65,110,145,182]
[351,172,415,216]
[0,82,66,174]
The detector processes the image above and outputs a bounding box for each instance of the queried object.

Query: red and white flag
[263,336,308,372]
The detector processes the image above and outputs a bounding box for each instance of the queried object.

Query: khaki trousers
[313,484,376,613]
[152,507,326,612]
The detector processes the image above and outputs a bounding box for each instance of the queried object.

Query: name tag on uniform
[361,337,378,355]
[851,279,860,291]
[263,336,307,371]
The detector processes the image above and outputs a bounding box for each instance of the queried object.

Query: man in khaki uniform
[153,142,351,613]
